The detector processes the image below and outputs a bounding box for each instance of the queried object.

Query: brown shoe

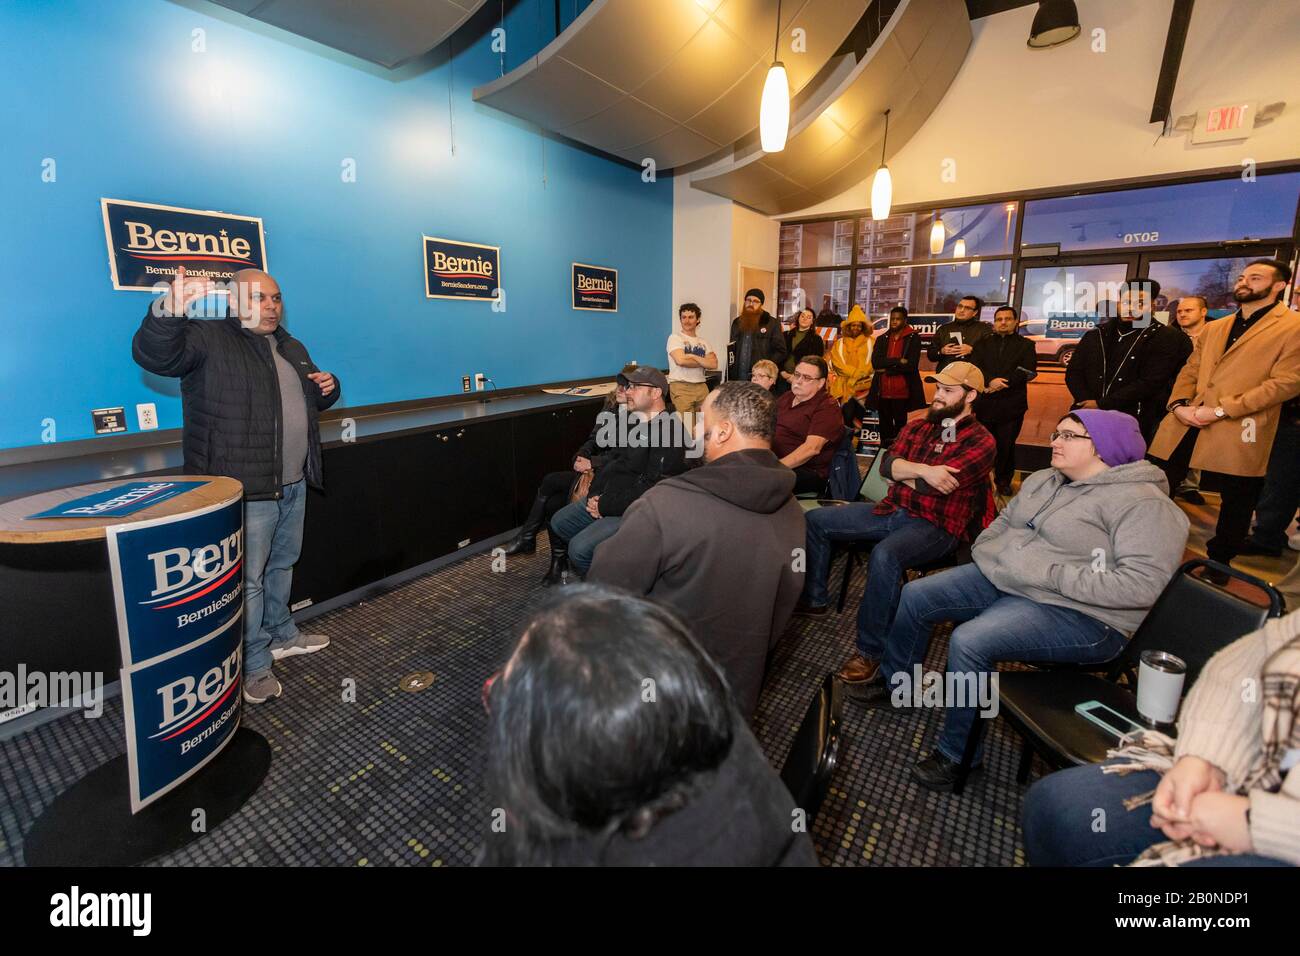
[837,653,879,684]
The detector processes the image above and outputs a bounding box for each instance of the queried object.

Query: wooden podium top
[0,475,242,544]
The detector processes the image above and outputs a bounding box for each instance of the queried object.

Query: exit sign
[1191,102,1256,143]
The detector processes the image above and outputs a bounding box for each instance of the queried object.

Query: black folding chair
[779,673,844,826]
[951,558,1284,795]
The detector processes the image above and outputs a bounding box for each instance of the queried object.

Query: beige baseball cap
[925,361,986,393]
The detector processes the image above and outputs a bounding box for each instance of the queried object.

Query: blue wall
[0,0,670,450]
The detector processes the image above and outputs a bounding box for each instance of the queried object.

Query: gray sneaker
[270,633,331,661]
[244,670,282,704]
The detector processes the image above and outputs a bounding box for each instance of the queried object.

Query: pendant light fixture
[759,0,789,153]
[929,216,945,256]
[870,108,893,220]
[954,238,967,258]
[1027,0,1082,49]
[970,259,981,277]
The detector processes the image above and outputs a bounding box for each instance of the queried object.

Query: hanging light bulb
[954,238,967,259]
[970,259,981,278]
[759,1,789,152]
[871,108,892,221]
[929,218,945,256]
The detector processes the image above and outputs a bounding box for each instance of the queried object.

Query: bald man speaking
[133,267,340,704]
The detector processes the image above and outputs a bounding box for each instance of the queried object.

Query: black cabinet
[289,399,601,611]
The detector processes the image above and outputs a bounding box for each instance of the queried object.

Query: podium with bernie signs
[0,476,270,866]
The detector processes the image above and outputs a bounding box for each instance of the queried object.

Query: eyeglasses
[1049,430,1092,443]
[790,371,822,383]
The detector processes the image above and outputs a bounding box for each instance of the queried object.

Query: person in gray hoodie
[588,381,805,718]
[855,408,1189,791]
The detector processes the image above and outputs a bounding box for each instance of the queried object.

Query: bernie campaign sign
[424,235,501,302]
[1046,313,1101,338]
[101,198,267,291]
[572,262,618,312]
[27,480,209,520]
[106,495,244,811]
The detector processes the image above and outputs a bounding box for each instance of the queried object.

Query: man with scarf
[866,306,926,448]
[827,305,874,422]
[971,305,1037,496]
[1066,278,1191,443]
[727,288,787,382]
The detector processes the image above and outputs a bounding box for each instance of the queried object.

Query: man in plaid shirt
[796,361,996,691]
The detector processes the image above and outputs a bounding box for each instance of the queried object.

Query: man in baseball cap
[924,360,986,394]
[617,366,672,404]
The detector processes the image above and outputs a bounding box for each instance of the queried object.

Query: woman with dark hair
[779,308,824,393]
[866,306,926,448]
[503,366,636,556]
[478,584,819,867]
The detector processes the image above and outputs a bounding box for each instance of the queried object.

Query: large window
[1020,172,1300,252]
[776,269,850,324]
[779,219,853,268]
[855,261,1013,322]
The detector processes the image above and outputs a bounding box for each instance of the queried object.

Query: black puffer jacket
[132,308,340,500]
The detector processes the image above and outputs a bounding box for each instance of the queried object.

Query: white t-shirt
[667,332,712,383]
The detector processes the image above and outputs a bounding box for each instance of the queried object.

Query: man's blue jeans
[1023,762,1293,867]
[243,480,306,677]
[1249,417,1300,550]
[550,498,622,575]
[880,563,1127,765]
[802,503,956,652]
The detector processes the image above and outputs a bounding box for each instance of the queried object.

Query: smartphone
[1075,700,1144,739]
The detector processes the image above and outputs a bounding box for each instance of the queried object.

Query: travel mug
[1136,650,1187,725]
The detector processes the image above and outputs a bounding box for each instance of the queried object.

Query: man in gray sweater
[588,381,805,718]
[856,408,1189,791]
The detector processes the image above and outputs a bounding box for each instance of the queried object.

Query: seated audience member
[860,410,1189,792]
[827,305,874,421]
[1022,608,1300,867]
[506,366,635,556]
[589,382,805,717]
[477,584,819,867]
[751,359,779,391]
[802,362,995,673]
[971,305,1037,496]
[865,306,925,448]
[780,307,825,393]
[772,356,844,495]
[548,368,686,580]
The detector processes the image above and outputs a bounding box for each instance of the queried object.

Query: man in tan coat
[1149,259,1300,575]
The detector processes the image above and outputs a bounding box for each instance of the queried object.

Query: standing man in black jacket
[971,305,1037,495]
[928,295,991,371]
[133,267,341,705]
[727,289,787,381]
[1065,278,1191,443]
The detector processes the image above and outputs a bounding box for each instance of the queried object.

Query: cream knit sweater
[1173,608,1300,864]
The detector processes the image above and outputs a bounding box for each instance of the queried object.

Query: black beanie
[744,287,765,305]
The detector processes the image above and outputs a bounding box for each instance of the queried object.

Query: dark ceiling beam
[966,0,1036,18]
[1150,0,1195,125]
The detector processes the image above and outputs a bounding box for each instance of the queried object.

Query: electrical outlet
[136,403,158,430]
[461,375,471,393]
[474,373,486,392]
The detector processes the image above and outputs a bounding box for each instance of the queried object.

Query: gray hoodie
[971,461,1189,635]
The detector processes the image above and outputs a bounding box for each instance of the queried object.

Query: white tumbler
[1136,650,1187,726]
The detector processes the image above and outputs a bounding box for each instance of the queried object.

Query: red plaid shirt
[874,415,996,541]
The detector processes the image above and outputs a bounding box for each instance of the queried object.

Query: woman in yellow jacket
[828,305,874,417]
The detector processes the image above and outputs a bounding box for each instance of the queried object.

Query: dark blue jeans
[1249,417,1300,550]
[550,499,622,574]
[880,563,1127,764]
[802,504,956,653]
[1023,762,1293,867]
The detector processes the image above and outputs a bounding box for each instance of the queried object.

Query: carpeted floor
[2,486,1293,867]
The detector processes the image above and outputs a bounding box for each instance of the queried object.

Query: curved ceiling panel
[210,0,488,69]
[471,0,870,170]
[689,0,971,214]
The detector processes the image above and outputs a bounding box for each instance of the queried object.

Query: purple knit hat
[1068,409,1147,466]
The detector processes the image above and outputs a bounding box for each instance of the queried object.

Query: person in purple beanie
[854,408,1190,792]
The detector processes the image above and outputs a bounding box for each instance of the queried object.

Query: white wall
[730,202,781,316]
[785,0,1300,219]
[671,173,735,358]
